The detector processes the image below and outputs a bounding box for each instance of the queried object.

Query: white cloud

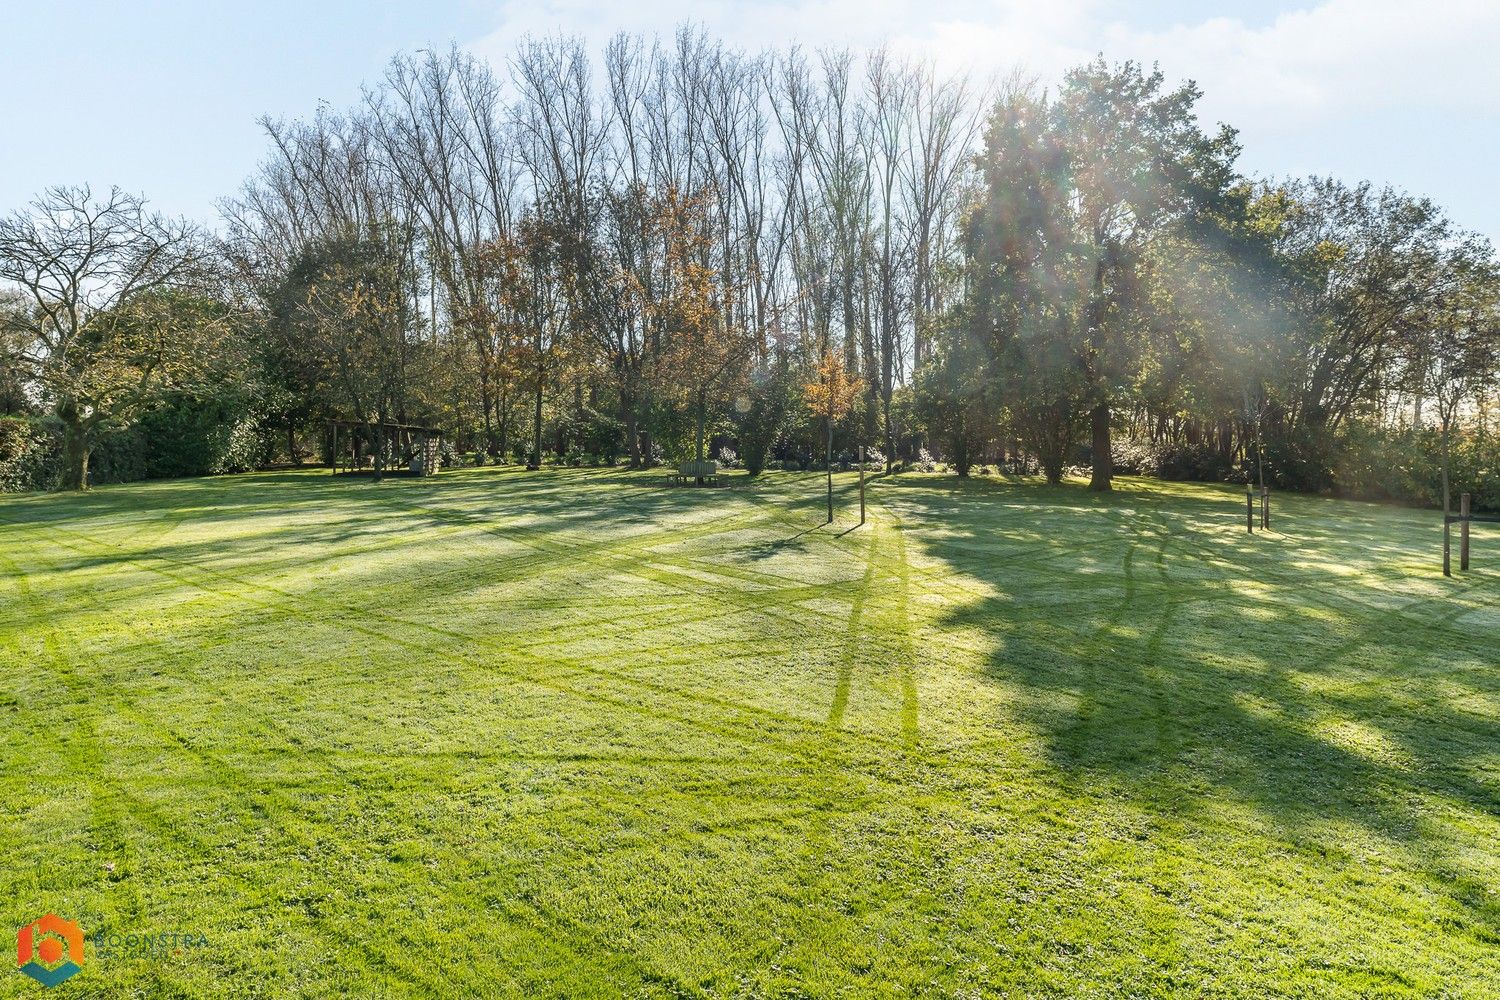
[466,0,1500,129]
[1123,0,1500,130]
[464,0,1500,235]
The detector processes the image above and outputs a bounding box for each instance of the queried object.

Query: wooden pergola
[328,419,444,477]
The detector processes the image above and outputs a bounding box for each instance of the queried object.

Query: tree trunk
[695,391,706,462]
[529,380,543,471]
[622,394,642,468]
[883,394,895,476]
[1441,415,1452,576]
[1042,453,1063,486]
[481,381,496,457]
[695,389,707,486]
[61,422,91,491]
[1255,417,1265,491]
[826,417,834,524]
[497,394,510,465]
[1089,402,1112,491]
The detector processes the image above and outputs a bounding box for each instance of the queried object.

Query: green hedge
[135,394,265,478]
[1112,421,1496,512]
[1111,439,1236,482]
[1,393,268,493]
[1326,422,1498,512]
[0,417,62,492]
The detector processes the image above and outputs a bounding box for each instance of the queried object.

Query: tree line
[2,31,1497,506]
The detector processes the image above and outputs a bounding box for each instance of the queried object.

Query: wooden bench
[668,459,723,487]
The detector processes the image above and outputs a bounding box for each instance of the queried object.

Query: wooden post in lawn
[806,351,857,528]
[1247,485,1255,533]
[1443,497,1452,577]
[858,452,870,527]
[1261,486,1270,530]
[1461,492,1471,571]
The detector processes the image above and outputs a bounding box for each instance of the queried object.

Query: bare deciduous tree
[0,186,219,489]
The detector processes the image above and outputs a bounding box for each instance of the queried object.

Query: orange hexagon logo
[16,914,84,988]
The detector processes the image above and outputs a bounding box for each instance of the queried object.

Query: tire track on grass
[10,516,887,775]
[9,539,714,998]
[0,547,148,940]
[6,507,940,771]
[4,544,469,996]
[5,502,1006,816]
[1139,499,1496,670]
[357,493,925,666]
[890,516,921,750]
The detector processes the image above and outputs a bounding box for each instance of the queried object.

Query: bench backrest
[677,459,717,477]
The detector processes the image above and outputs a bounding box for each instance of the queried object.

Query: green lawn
[1,468,1497,998]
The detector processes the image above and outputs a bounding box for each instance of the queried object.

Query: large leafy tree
[962,65,1242,488]
[652,189,752,468]
[1133,179,1294,487]
[964,84,1087,484]
[0,186,224,489]
[1265,179,1475,432]
[269,224,416,480]
[1051,59,1241,491]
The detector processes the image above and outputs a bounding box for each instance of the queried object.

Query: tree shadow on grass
[872,473,1500,941]
[742,527,820,561]
[0,466,723,556]
[0,468,834,640]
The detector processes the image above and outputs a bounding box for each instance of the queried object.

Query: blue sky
[3,0,1497,242]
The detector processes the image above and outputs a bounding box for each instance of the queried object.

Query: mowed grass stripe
[2,468,1498,997]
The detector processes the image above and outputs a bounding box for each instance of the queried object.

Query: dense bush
[1108,421,1497,511]
[89,426,149,485]
[730,361,796,476]
[0,417,62,492]
[1108,438,1154,476]
[1108,438,1236,482]
[561,407,625,465]
[1,392,269,492]
[1327,422,1498,511]
[0,418,148,491]
[1262,425,1339,494]
[586,415,625,464]
[1152,441,1236,482]
[641,399,695,465]
[136,393,266,478]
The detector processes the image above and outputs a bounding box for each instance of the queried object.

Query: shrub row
[0,394,267,493]
[1109,422,1497,511]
